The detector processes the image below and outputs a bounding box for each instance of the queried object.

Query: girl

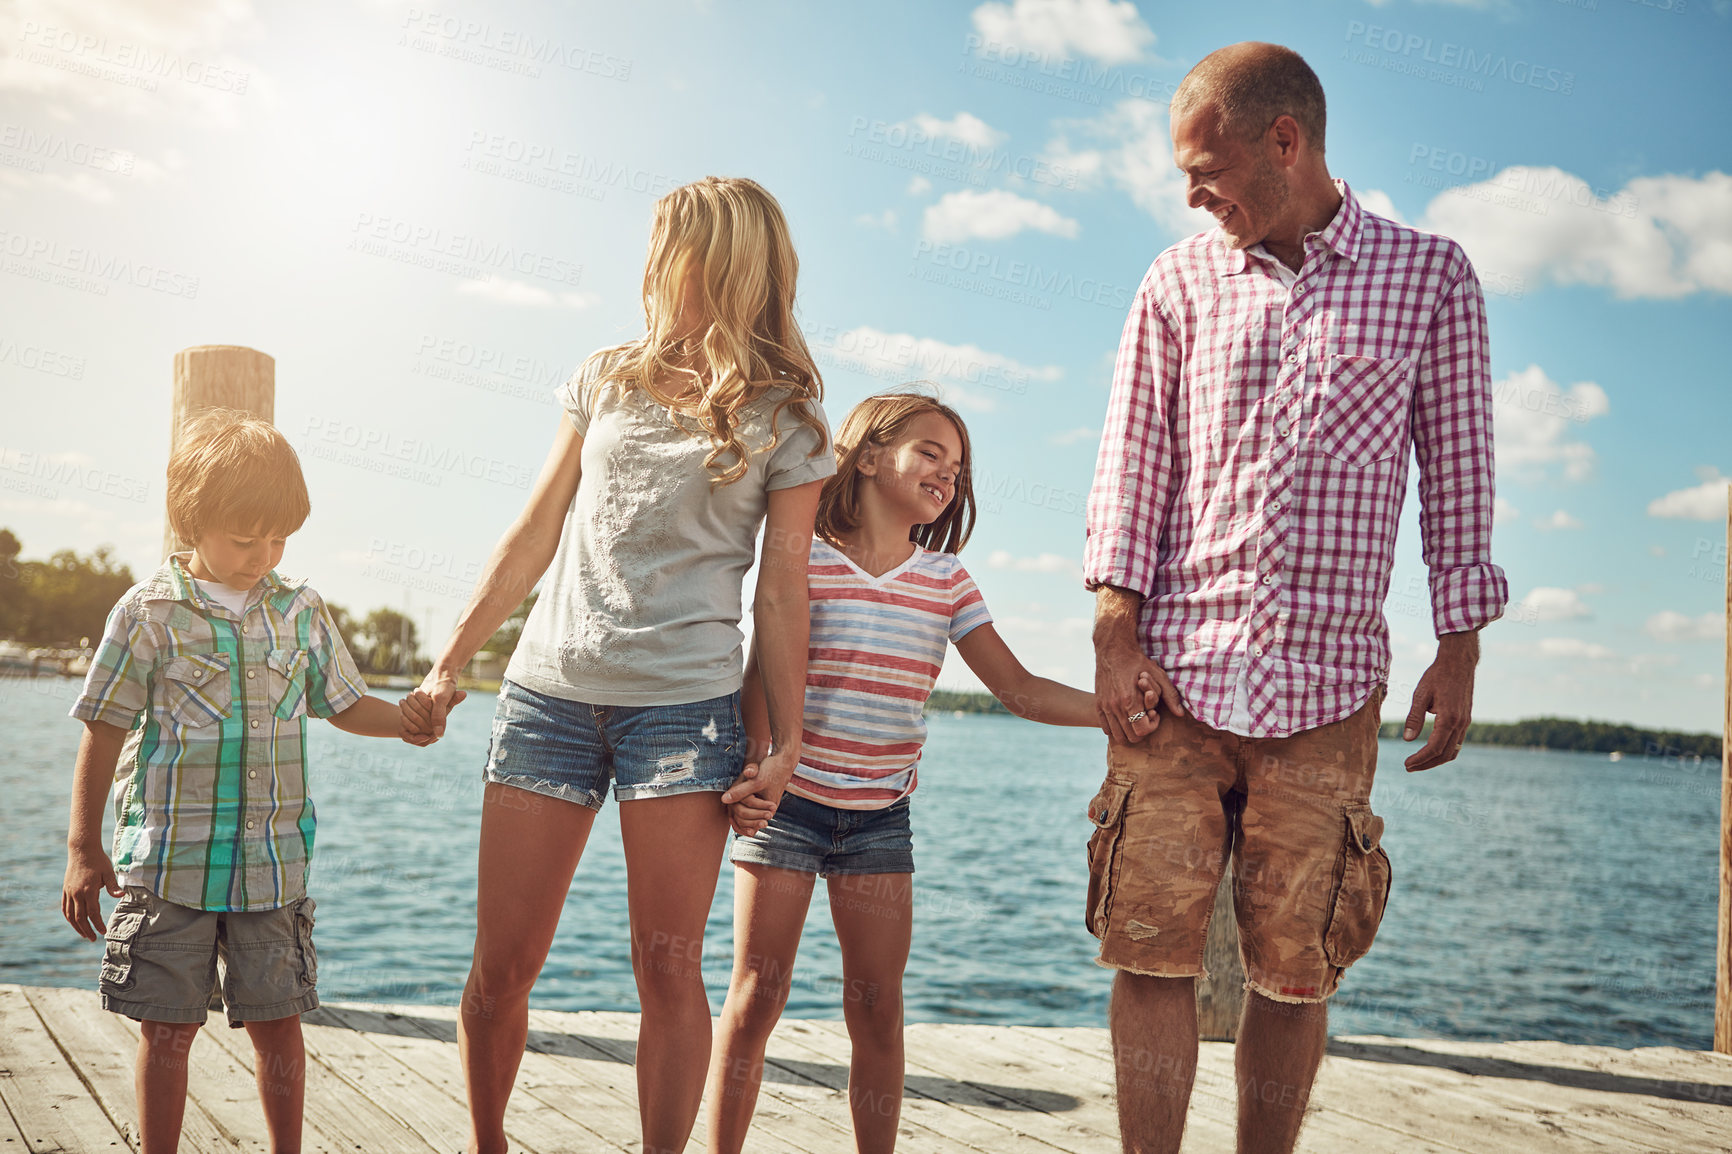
[707,392,1130,1154]
[405,177,832,1154]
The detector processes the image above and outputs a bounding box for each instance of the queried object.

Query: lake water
[1,674,1719,1048]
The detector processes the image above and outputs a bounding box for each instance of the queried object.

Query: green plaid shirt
[71,554,368,911]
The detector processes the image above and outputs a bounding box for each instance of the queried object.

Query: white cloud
[1490,364,1608,483]
[1518,586,1592,622]
[1535,509,1582,531]
[908,112,1005,150]
[907,176,932,196]
[1418,169,1732,299]
[1537,638,1615,660]
[455,277,598,309]
[1051,426,1099,446]
[1356,188,1407,225]
[1493,497,1521,526]
[970,0,1154,65]
[1043,101,1212,239]
[1647,468,1729,521]
[922,189,1079,243]
[988,550,1083,578]
[855,209,898,232]
[822,326,1062,408]
[1645,610,1725,643]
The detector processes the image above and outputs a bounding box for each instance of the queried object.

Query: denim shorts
[729,791,915,877]
[483,678,746,809]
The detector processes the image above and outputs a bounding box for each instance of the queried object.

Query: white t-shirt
[506,350,835,706]
[193,578,252,616]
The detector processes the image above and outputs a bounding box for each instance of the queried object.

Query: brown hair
[816,389,976,555]
[166,409,310,544]
[593,175,828,485]
[1171,42,1327,153]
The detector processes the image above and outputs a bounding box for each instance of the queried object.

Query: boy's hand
[725,764,779,836]
[63,847,123,941]
[401,688,464,745]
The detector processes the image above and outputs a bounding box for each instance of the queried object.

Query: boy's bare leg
[705,863,817,1154]
[827,872,913,1154]
[462,783,598,1154]
[244,1015,306,1154]
[1109,973,1198,1154]
[137,1020,201,1154]
[1234,992,1326,1154]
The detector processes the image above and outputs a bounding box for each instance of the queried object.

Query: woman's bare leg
[461,783,599,1154]
[705,863,817,1153]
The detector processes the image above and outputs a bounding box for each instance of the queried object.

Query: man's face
[1171,104,1290,249]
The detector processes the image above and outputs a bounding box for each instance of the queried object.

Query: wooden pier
[4,983,1731,1152]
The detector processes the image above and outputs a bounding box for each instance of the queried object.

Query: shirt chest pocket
[1314,355,1415,467]
[267,648,311,720]
[158,654,232,727]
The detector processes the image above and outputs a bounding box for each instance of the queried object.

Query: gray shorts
[100,886,319,1027]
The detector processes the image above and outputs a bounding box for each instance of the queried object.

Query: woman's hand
[407,674,467,742]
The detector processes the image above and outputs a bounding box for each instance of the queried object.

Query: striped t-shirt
[787,538,993,810]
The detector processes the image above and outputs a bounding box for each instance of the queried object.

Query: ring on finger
[1126,710,1147,722]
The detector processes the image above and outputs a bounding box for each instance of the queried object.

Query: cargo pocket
[267,648,310,721]
[1084,777,1133,940]
[100,902,148,991]
[159,653,232,727]
[1323,804,1393,968]
[294,897,318,987]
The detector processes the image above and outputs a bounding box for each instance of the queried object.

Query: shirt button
[1295,285,1306,297]
[249,719,259,729]
[247,670,256,680]
[1253,646,1264,657]
[1286,354,1298,366]
[245,820,255,830]
[1263,576,1274,585]
[248,770,257,779]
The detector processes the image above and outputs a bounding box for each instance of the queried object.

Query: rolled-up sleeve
[1083,278,1180,596]
[1412,259,1509,636]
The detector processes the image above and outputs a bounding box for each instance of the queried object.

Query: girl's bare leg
[461,783,599,1154]
[828,872,914,1154]
[705,863,818,1154]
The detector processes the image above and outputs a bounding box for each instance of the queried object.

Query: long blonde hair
[816,390,976,555]
[592,176,827,484]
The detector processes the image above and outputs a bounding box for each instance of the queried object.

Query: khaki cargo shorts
[1085,686,1392,1003]
[100,887,320,1027]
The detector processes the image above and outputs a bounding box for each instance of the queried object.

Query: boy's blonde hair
[592,175,828,485]
[166,409,310,544]
[816,389,976,555]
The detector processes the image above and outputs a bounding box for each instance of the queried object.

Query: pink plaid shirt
[1084,181,1508,739]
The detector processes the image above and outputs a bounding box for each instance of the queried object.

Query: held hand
[62,847,122,941]
[408,675,467,742]
[1402,648,1476,772]
[725,766,779,837]
[721,748,797,811]
[1096,642,1183,746]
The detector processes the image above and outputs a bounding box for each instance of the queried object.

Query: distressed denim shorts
[1085,685,1391,1004]
[483,678,746,809]
[100,887,318,1027]
[730,791,915,877]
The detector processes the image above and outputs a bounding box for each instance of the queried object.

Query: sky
[1,0,1728,732]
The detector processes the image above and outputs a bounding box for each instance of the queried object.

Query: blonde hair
[816,389,976,555]
[592,176,827,485]
[166,409,310,544]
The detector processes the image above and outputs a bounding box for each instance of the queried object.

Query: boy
[61,409,426,1154]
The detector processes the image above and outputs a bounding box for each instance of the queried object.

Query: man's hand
[63,846,122,941]
[407,675,467,743]
[1094,585,1183,746]
[1402,630,1480,771]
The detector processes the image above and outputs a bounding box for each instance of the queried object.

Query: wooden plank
[193,1006,436,1154]
[314,1003,583,1154]
[22,985,239,1154]
[0,1092,33,1150]
[0,985,130,1153]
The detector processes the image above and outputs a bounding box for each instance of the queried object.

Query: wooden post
[161,345,275,559]
[1196,863,1245,1041]
[1716,485,1731,1053]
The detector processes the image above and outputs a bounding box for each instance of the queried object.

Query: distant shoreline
[924,690,1722,761]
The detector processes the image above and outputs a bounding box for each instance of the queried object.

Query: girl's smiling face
[862,411,964,525]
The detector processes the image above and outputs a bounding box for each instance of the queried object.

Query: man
[1083,42,1507,1154]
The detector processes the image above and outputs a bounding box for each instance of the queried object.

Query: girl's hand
[724,763,779,836]
[722,748,798,809]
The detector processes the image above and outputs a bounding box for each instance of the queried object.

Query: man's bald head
[1171,42,1326,154]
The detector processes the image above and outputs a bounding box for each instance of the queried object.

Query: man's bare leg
[1109,972,1198,1154]
[1234,991,1326,1154]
